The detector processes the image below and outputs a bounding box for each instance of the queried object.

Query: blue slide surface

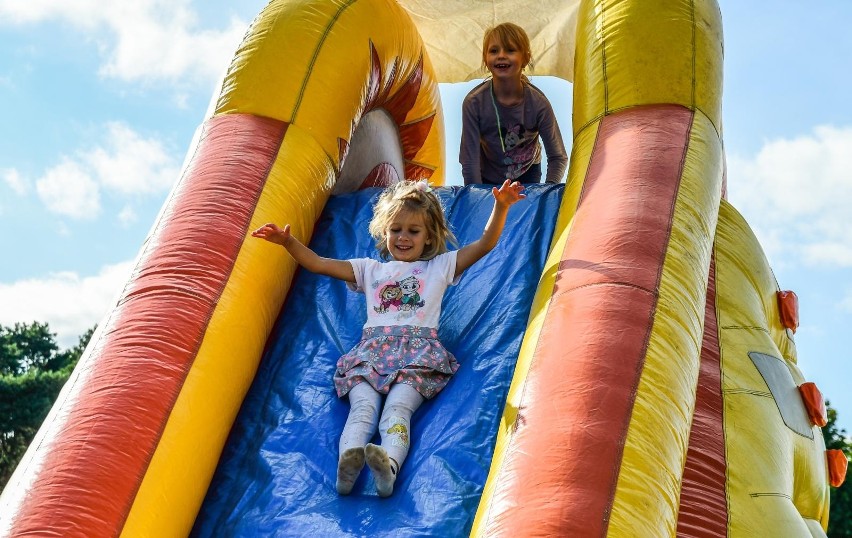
[192,184,563,537]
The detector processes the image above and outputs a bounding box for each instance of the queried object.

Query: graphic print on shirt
[398,276,424,311]
[372,270,425,321]
[375,283,403,313]
[502,124,537,179]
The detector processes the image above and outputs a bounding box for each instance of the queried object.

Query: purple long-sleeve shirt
[460,80,567,185]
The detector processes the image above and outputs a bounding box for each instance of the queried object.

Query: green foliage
[0,323,93,490]
[824,401,852,537]
[0,322,57,375]
[0,369,69,487]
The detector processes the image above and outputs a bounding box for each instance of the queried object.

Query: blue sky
[1,1,850,433]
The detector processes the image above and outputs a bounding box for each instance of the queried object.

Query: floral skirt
[334,325,459,400]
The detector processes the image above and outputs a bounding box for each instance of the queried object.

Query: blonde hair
[368,181,457,261]
[481,22,533,72]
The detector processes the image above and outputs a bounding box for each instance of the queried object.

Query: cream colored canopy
[398,0,581,82]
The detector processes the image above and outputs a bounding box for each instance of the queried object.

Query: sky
[1,1,850,432]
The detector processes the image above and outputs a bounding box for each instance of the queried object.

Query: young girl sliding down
[252,179,524,497]
[460,22,567,185]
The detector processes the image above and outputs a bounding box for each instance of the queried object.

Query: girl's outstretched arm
[251,223,356,283]
[454,180,525,278]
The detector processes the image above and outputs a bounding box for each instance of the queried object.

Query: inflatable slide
[0,0,843,536]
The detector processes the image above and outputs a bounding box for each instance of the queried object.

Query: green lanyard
[490,81,506,153]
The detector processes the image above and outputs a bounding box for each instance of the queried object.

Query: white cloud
[118,204,137,226]
[86,122,180,195]
[35,159,101,219]
[0,261,134,348]
[0,0,247,84]
[727,125,852,269]
[33,122,179,219]
[3,168,28,195]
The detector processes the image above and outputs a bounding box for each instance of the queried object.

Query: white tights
[339,382,425,472]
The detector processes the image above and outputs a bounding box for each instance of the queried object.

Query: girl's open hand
[251,223,291,246]
[492,179,526,207]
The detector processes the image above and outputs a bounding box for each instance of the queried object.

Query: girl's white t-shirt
[347,251,460,329]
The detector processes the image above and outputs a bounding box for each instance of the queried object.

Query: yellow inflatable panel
[715,200,829,535]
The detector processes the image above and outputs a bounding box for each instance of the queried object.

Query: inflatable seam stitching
[291,0,358,124]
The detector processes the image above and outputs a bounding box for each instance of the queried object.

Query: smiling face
[485,38,527,82]
[385,209,431,262]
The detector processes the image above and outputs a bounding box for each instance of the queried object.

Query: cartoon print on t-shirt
[374,282,403,314]
[398,276,425,311]
[502,124,537,179]
[373,274,425,316]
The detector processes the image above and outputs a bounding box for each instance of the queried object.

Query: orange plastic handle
[798,382,827,427]
[827,449,848,488]
[777,290,799,333]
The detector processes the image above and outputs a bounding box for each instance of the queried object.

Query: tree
[824,401,852,537]
[0,323,93,490]
[0,322,58,375]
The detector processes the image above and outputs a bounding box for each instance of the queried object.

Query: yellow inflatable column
[473,0,724,535]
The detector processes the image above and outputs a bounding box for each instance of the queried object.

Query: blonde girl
[252,178,525,497]
[460,22,568,185]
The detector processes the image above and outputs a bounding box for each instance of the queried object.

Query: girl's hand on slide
[251,223,291,245]
[493,179,526,207]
